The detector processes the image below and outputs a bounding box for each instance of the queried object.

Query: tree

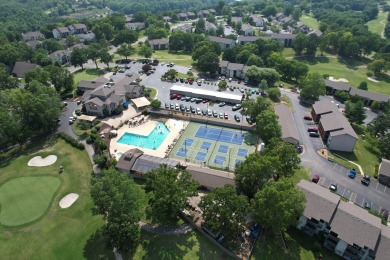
[150,99,161,108]
[368,59,389,76]
[236,50,251,64]
[0,64,18,90]
[218,80,227,90]
[145,165,198,224]
[200,185,249,238]
[358,81,368,90]
[235,153,278,198]
[251,178,306,233]
[24,68,50,86]
[44,65,74,92]
[197,53,219,74]
[195,18,206,34]
[116,43,134,60]
[267,87,281,100]
[87,43,104,69]
[138,44,152,58]
[113,29,138,46]
[306,34,319,56]
[292,33,307,55]
[292,8,302,21]
[70,48,88,69]
[258,79,268,94]
[100,50,113,68]
[344,100,366,125]
[255,109,282,144]
[93,22,114,41]
[245,66,280,86]
[367,112,390,137]
[241,96,271,120]
[247,55,263,67]
[299,73,326,102]
[90,168,142,253]
[379,133,390,159]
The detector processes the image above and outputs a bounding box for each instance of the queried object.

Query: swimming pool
[117,122,170,150]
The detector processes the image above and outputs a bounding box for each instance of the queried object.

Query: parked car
[197,81,201,86]
[202,99,209,103]
[312,174,320,183]
[234,115,240,122]
[165,103,169,108]
[296,146,303,153]
[196,108,201,115]
[202,109,207,115]
[190,98,197,102]
[348,169,356,179]
[330,183,337,192]
[224,113,228,119]
[170,103,174,109]
[219,113,224,119]
[213,111,218,117]
[219,102,226,107]
[240,88,244,93]
[246,117,253,124]
[361,174,371,186]
[195,98,202,104]
[304,115,312,120]
[207,109,212,116]
[180,96,187,101]
[118,68,125,73]
[185,106,190,112]
[232,104,242,111]
[191,106,196,113]
[380,208,389,221]
[175,104,180,110]
[180,104,185,111]
[364,201,372,209]
[228,78,232,82]
[309,132,320,137]
[307,127,318,132]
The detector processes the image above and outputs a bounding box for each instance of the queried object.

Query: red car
[307,127,318,132]
[202,99,209,103]
[312,174,320,183]
[304,116,312,120]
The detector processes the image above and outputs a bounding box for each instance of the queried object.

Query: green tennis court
[169,122,257,170]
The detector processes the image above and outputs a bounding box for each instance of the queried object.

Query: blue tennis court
[214,155,226,165]
[218,145,229,153]
[176,148,188,157]
[195,152,207,161]
[200,141,212,150]
[237,148,248,157]
[182,138,194,146]
[195,126,244,145]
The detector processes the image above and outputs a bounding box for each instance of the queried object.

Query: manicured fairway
[0,176,61,226]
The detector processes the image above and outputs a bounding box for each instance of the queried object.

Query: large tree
[44,65,74,92]
[90,168,142,253]
[197,53,219,74]
[299,72,326,103]
[252,178,306,233]
[116,43,135,60]
[379,133,390,159]
[367,112,390,137]
[70,48,88,70]
[87,43,104,69]
[241,96,271,120]
[145,165,199,224]
[235,153,279,198]
[138,43,153,58]
[344,100,366,125]
[255,109,282,144]
[100,50,113,68]
[113,29,138,46]
[245,66,280,86]
[200,185,249,238]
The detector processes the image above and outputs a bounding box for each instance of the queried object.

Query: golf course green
[0,176,61,226]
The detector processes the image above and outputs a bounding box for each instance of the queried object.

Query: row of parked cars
[165,103,234,119]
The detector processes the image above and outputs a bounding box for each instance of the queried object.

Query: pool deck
[110,119,188,158]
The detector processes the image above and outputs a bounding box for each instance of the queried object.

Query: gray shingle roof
[270,33,296,39]
[56,27,70,33]
[312,99,337,115]
[90,84,115,98]
[186,165,235,189]
[241,23,253,31]
[85,97,104,106]
[131,154,179,174]
[274,104,300,144]
[11,62,40,78]
[219,60,229,68]
[349,88,389,103]
[149,39,169,45]
[379,159,390,177]
[297,180,339,223]
[205,21,217,31]
[71,23,87,30]
[227,62,244,70]
[320,112,358,139]
[330,201,381,250]
[324,79,352,92]
[375,225,390,260]
[207,36,234,45]
[237,36,260,42]
[78,80,107,91]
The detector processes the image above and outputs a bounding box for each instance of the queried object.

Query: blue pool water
[117,122,170,150]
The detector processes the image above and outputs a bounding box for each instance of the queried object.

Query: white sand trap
[368,76,379,83]
[28,155,57,167]
[59,193,79,208]
[329,76,349,83]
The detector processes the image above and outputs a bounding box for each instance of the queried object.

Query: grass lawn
[288,167,310,185]
[282,48,296,57]
[121,49,194,68]
[251,228,341,260]
[146,87,157,100]
[299,15,320,30]
[73,68,104,87]
[0,138,104,260]
[293,56,390,95]
[365,11,388,37]
[0,176,61,226]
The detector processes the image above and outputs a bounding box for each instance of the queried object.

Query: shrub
[75,109,82,116]
[77,120,90,130]
[58,133,85,150]
[150,99,162,108]
[366,71,373,77]
[267,87,281,100]
[323,74,330,79]
[312,241,322,252]
[93,153,108,168]
[371,101,381,111]
[90,128,98,134]
[86,137,94,144]
[334,90,350,101]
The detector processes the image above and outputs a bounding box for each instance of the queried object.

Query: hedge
[58,133,85,150]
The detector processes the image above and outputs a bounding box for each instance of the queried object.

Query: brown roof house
[378,159,390,187]
[186,165,235,190]
[22,31,44,41]
[11,62,40,78]
[297,180,340,235]
[274,104,300,145]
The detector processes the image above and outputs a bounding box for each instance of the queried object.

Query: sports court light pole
[184,138,187,162]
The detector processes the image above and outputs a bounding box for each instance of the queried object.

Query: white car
[219,113,224,119]
[207,109,212,116]
[228,78,232,82]
[161,62,165,66]
[175,104,180,110]
[196,108,202,115]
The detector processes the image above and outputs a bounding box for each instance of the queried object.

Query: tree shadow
[336,57,369,70]
[139,230,196,260]
[195,231,231,260]
[293,56,330,65]
[83,229,116,260]
[375,73,390,84]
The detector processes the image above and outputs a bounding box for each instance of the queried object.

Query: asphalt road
[283,90,390,214]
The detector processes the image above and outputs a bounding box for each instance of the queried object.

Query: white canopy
[78,115,97,122]
[131,97,151,108]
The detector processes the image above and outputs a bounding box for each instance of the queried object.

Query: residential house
[68,43,87,51]
[250,15,264,27]
[149,39,169,50]
[269,33,296,46]
[241,24,254,36]
[186,12,196,19]
[197,9,210,17]
[68,23,88,34]
[207,36,236,50]
[205,21,217,32]
[52,27,70,39]
[186,165,235,190]
[237,36,260,45]
[297,180,339,235]
[324,201,380,259]
[219,60,229,75]
[226,62,245,78]
[311,100,358,152]
[26,40,42,50]
[274,104,300,145]
[324,79,352,95]
[231,16,242,24]
[178,13,188,21]
[297,22,310,34]
[48,50,71,64]
[21,31,44,41]
[163,16,171,22]
[172,24,193,33]
[125,22,145,30]
[375,225,390,260]
[78,77,109,93]
[275,13,285,21]
[378,159,390,187]
[11,62,40,78]
[125,15,133,23]
[208,9,216,15]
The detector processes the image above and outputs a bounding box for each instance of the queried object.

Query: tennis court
[169,122,257,170]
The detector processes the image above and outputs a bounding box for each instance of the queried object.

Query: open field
[365,11,388,37]
[73,68,104,87]
[0,138,104,259]
[299,15,320,30]
[293,56,390,95]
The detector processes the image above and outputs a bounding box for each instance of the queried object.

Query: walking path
[138,221,193,235]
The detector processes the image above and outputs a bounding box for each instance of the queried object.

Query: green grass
[0,138,104,259]
[73,68,104,87]
[251,228,341,260]
[146,87,157,100]
[122,49,194,68]
[282,48,296,57]
[365,11,388,37]
[299,15,320,30]
[168,122,256,170]
[293,56,390,95]
[287,167,310,185]
[0,176,61,226]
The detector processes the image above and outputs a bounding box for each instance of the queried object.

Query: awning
[131,97,151,108]
[78,115,97,122]
[123,102,129,107]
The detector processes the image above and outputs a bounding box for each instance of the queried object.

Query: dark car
[202,109,207,115]
[312,174,320,183]
[296,146,303,153]
[234,115,240,122]
[309,132,320,137]
[361,174,371,186]
[190,106,196,113]
[364,201,372,209]
[304,116,312,120]
[307,127,318,132]
[195,98,202,104]
[246,117,253,124]
[180,104,185,111]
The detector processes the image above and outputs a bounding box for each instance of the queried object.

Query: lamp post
[184,138,187,162]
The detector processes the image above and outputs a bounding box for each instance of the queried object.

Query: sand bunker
[329,76,349,83]
[28,155,57,167]
[367,76,379,83]
[59,193,79,209]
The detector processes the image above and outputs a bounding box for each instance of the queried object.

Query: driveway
[283,89,390,213]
